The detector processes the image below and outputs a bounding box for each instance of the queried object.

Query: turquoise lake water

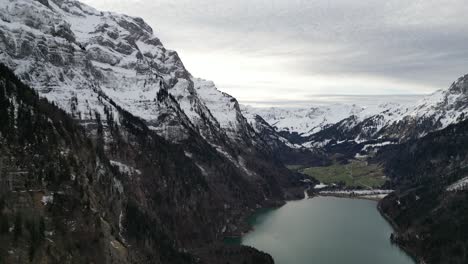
[232,196,414,264]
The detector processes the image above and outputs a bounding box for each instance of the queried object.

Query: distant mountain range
[244,71,468,263]
[244,75,468,152]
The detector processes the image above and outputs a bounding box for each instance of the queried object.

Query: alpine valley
[244,76,468,263]
[0,0,467,263]
[0,0,307,262]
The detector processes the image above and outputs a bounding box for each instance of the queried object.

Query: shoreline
[376,203,424,264]
[225,186,311,240]
[314,188,394,201]
[227,188,392,243]
[191,197,289,263]
[317,189,423,262]
[317,192,423,263]
[221,190,302,242]
[232,189,392,242]
[317,193,385,201]
[222,189,421,264]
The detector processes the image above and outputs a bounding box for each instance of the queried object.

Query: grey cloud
[242,94,426,108]
[82,0,468,105]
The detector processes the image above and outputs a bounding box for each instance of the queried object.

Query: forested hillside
[0,64,274,263]
[377,119,468,263]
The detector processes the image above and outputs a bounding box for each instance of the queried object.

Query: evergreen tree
[13,212,22,242]
[0,214,8,234]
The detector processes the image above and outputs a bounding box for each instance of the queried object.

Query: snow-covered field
[319,189,394,200]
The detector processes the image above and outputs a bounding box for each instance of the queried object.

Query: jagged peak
[0,0,263,149]
[246,71,468,150]
[448,73,468,95]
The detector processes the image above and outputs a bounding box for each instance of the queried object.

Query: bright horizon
[81,0,467,107]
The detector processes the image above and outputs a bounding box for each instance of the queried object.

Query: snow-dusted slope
[244,75,468,148]
[0,2,310,261]
[0,0,190,139]
[447,176,468,191]
[194,78,256,144]
[0,0,257,147]
[347,77,468,142]
[386,77,468,134]
[242,102,403,137]
[0,0,300,195]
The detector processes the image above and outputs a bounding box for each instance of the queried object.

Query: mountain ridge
[0,0,304,200]
[0,0,305,263]
[245,75,468,154]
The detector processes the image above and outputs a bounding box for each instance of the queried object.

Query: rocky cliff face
[0,0,303,263]
[0,0,262,147]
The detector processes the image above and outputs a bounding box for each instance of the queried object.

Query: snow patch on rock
[447,177,468,191]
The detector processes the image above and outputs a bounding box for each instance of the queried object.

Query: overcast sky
[81,0,468,107]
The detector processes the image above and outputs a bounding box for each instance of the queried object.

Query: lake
[230,196,414,264]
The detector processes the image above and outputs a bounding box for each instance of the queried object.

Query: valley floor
[290,160,386,189]
[317,189,394,201]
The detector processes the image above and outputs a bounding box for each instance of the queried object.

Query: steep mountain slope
[0,0,305,262]
[242,111,330,167]
[375,118,468,263]
[0,64,277,263]
[0,64,200,263]
[5,0,306,192]
[0,0,302,203]
[0,0,259,147]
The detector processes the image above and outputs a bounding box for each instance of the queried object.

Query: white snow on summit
[243,75,468,143]
[447,177,468,192]
[242,102,405,136]
[0,0,256,146]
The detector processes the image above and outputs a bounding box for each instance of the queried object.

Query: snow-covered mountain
[313,77,468,144]
[244,75,468,150]
[0,1,306,261]
[0,0,293,187]
[242,103,401,137]
[0,0,255,147]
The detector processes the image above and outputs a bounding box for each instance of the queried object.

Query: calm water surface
[233,196,414,264]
